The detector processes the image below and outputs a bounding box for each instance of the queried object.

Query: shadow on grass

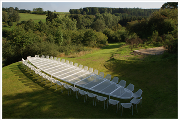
[3,62,139,119]
[104,55,178,118]
[102,43,126,50]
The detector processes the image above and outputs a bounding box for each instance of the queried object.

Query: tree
[2,11,8,23]
[8,7,14,15]
[15,7,19,11]
[92,7,99,15]
[24,19,35,31]
[83,29,97,46]
[46,11,58,22]
[83,8,89,14]
[161,2,178,9]
[91,19,106,32]
[102,13,120,29]
[8,21,13,27]
[8,7,20,22]
[12,11,20,22]
[54,15,77,30]
[76,9,81,14]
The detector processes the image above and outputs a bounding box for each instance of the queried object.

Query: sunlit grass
[2,13,47,30]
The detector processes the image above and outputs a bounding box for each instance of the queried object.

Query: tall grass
[2,43,178,118]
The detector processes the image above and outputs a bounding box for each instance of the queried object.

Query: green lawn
[3,13,47,30]
[18,13,47,23]
[2,12,70,30]
[2,43,178,118]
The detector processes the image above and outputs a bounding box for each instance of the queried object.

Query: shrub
[95,31,108,46]
[163,33,177,53]
[148,31,163,47]
[2,29,10,38]
[125,33,143,50]
[82,29,97,47]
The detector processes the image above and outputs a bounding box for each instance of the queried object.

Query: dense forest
[69,7,159,26]
[2,2,178,66]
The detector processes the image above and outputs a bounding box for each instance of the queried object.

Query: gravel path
[133,47,167,55]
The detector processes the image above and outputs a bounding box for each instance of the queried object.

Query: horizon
[2,2,166,12]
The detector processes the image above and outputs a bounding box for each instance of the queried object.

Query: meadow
[2,13,46,30]
[2,43,178,119]
[2,12,69,30]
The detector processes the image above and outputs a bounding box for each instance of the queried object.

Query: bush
[125,33,143,50]
[82,29,97,47]
[95,31,108,46]
[163,34,177,53]
[103,29,115,43]
[8,21,13,27]
[2,29,10,38]
[148,31,163,47]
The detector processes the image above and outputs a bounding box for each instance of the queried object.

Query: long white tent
[27,55,134,100]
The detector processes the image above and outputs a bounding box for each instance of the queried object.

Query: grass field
[2,13,47,30]
[2,12,70,30]
[2,43,178,119]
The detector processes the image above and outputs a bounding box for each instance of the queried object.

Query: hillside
[2,43,178,118]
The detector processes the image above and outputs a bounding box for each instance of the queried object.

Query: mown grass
[2,13,47,30]
[2,43,178,118]
[2,12,69,30]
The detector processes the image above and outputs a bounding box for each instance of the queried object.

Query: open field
[2,12,70,30]
[18,13,47,23]
[2,13,47,30]
[2,43,178,118]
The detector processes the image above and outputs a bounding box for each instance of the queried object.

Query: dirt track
[133,47,167,55]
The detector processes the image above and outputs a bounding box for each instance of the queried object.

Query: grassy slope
[3,13,47,30]
[2,12,70,30]
[2,43,178,119]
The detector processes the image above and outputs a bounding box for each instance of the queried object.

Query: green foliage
[32,8,46,14]
[24,19,35,31]
[3,5,178,66]
[2,11,8,23]
[2,29,11,38]
[91,19,106,32]
[163,33,177,53]
[161,2,178,9]
[2,39,16,65]
[83,29,97,47]
[34,20,48,32]
[70,7,159,17]
[8,7,20,22]
[126,8,177,53]
[69,14,94,29]
[125,33,143,50]
[102,13,120,29]
[95,31,108,46]
[148,31,163,47]
[103,27,128,43]
[46,11,58,22]
[82,29,108,47]
[114,29,127,42]
[103,28,115,42]
[7,21,13,27]
[53,15,77,30]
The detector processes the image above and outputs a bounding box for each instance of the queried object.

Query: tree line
[2,2,178,66]
[70,7,160,27]
[69,7,159,16]
[2,7,49,14]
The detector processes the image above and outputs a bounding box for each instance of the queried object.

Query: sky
[1,0,170,12]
